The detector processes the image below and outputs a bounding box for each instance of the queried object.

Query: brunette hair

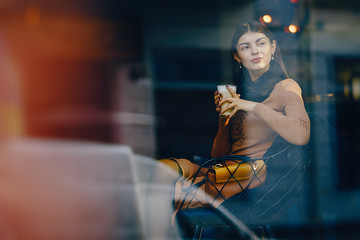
[231,20,289,82]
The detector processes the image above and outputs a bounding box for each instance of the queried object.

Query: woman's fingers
[214,93,222,100]
[214,91,223,110]
[226,86,238,98]
[220,102,235,115]
[218,97,232,106]
[215,96,222,106]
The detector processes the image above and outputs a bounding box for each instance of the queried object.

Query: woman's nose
[251,46,259,55]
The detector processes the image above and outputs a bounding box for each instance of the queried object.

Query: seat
[175,135,311,239]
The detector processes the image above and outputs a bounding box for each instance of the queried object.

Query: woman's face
[234,31,276,80]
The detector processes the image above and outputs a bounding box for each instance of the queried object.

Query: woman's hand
[214,90,222,113]
[214,91,230,126]
[218,86,258,118]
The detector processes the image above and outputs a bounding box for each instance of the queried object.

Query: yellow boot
[158,158,183,176]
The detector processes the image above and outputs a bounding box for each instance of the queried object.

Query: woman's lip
[251,57,262,63]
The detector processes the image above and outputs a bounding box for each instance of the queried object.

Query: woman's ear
[233,52,241,63]
[271,40,277,55]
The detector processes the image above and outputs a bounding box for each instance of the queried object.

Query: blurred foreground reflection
[0,138,183,240]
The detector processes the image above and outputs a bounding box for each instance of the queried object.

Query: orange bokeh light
[262,15,272,23]
[288,24,298,33]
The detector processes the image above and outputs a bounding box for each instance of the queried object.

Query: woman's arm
[218,80,310,146]
[211,115,232,158]
[253,80,310,145]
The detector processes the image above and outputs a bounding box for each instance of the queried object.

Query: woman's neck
[248,65,270,81]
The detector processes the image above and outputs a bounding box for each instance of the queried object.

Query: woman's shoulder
[273,78,302,96]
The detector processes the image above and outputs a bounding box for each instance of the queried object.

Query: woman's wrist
[252,102,263,113]
[249,102,259,112]
[218,115,230,127]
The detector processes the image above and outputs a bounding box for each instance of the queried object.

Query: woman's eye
[240,46,249,50]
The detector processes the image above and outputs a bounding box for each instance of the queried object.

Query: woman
[159,20,310,238]
[212,20,310,160]
[161,20,310,182]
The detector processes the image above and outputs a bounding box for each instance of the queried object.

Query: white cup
[217,85,237,115]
